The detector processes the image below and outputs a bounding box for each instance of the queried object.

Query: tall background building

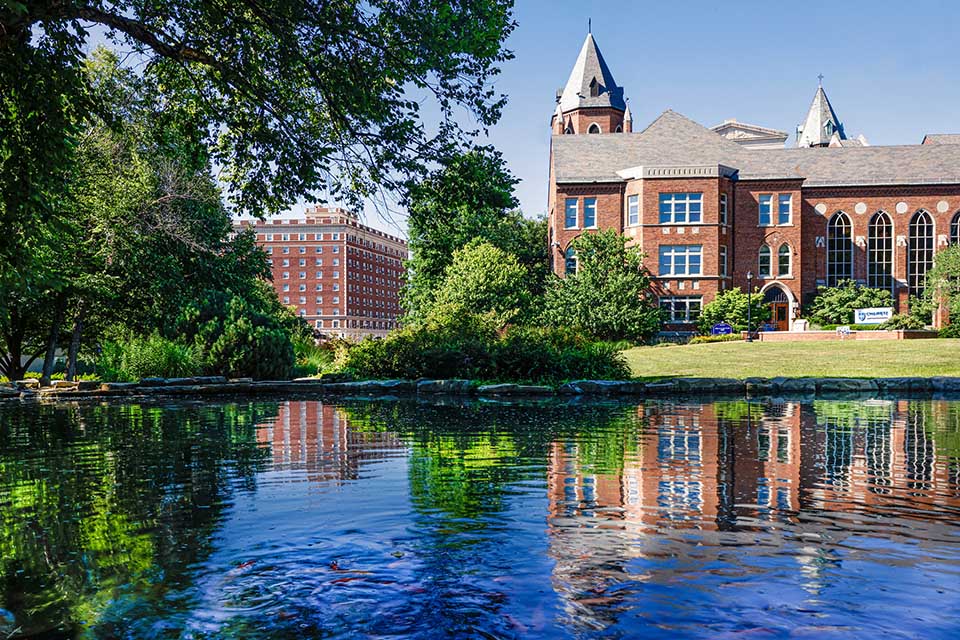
[235,206,407,339]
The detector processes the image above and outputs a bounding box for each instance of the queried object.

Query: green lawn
[623,339,960,379]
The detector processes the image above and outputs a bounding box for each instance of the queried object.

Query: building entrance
[763,286,790,331]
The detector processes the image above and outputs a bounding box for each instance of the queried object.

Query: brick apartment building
[235,207,407,339]
[549,32,960,332]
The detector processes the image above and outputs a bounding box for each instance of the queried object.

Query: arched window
[614,124,623,133]
[868,211,894,292]
[564,247,577,275]
[777,243,791,277]
[758,244,772,278]
[951,211,960,245]
[908,210,934,296]
[564,121,574,135]
[826,211,853,286]
[587,123,601,134]
[589,77,599,97]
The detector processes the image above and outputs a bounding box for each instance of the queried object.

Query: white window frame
[658,193,703,225]
[627,194,639,227]
[778,194,792,225]
[719,194,728,226]
[658,245,703,276]
[759,194,773,226]
[659,296,703,323]
[564,198,578,229]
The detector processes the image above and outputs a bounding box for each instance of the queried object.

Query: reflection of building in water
[545,400,960,629]
[256,401,404,482]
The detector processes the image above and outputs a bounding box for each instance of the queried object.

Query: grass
[623,339,960,379]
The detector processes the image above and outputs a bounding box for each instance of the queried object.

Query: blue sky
[485,0,958,224]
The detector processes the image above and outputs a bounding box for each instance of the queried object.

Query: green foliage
[925,244,960,333]
[181,291,295,380]
[96,334,200,382]
[876,314,924,330]
[689,334,744,345]
[696,287,770,334]
[542,230,662,343]
[292,338,338,378]
[340,304,629,384]
[402,149,548,320]
[805,280,893,326]
[433,240,530,327]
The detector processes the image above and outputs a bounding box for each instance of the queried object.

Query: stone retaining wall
[5,375,960,402]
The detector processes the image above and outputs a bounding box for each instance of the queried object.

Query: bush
[340,305,629,384]
[697,288,769,334]
[689,334,744,345]
[292,338,339,378]
[97,333,200,381]
[880,314,927,330]
[805,280,893,326]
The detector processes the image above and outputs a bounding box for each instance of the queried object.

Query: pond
[0,397,958,639]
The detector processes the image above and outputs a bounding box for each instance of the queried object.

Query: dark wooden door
[771,302,789,331]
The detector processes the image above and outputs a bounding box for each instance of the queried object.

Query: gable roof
[558,33,626,113]
[552,109,960,187]
[797,85,846,147]
[923,134,960,145]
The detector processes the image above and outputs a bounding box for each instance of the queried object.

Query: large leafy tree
[805,280,893,326]
[696,288,770,334]
[924,244,960,335]
[433,239,530,327]
[403,147,546,319]
[542,231,662,343]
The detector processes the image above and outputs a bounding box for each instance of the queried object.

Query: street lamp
[746,271,754,343]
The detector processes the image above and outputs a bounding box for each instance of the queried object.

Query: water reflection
[0,398,958,638]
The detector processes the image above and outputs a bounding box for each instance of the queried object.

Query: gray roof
[923,134,960,145]
[558,33,626,113]
[552,110,960,187]
[797,85,846,147]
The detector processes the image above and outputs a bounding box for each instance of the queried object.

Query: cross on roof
[818,73,824,86]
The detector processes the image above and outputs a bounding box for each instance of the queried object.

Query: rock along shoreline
[5,375,960,402]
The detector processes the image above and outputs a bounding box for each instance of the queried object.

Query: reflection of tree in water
[0,401,276,637]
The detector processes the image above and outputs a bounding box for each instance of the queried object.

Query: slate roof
[797,85,846,147]
[923,134,960,145]
[552,110,960,187]
[558,33,626,113]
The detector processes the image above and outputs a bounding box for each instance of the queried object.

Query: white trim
[759,281,797,331]
[587,122,602,134]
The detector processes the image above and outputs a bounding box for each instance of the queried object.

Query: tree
[542,230,662,343]
[924,244,960,335]
[805,280,893,326]
[697,288,770,334]
[433,240,530,327]
[3,1,515,249]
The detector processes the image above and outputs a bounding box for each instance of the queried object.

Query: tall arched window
[758,244,772,278]
[587,123,601,134]
[777,243,791,277]
[564,247,577,275]
[951,211,960,245]
[868,211,894,292]
[908,210,934,296]
[826,211,853,286]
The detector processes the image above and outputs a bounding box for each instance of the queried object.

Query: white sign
[854,307,894,324]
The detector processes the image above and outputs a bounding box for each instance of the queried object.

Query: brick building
[549,33,960,332]
[235,207,407,339]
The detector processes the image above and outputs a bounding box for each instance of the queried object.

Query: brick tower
[551,31,629,135]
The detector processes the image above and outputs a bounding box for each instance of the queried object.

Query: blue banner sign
[711,322,733,335]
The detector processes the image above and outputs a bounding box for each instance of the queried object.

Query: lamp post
[746,271,754,343]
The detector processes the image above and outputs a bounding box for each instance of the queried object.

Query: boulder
[326,380,416,394]
[476,383,554,396]
[744,377,774,395]
[193,376,228,385]
[777,378,817,394]
[51,380,78,389]
[139,377,167,387]
[931,377,960,393]
[876,377,933,392]
[675,378,745,395]
[14,378,39,389]
[0,387,19,398]
[230,377,254,383]
[561,380,642,395]
[644,380,679,395]
[77,380,100,391]
[164,377,198,386]
[417,379,475,394]
[100,382,139,391]
[816,378,878,393]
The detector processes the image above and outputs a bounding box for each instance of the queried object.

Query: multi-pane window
[282,271,290,279]
[951,211,960,244]
[299,284,306,292]
[908,210,934,297]
[298,271,306,279]
[659,193,702,224]
[265,234,274,241]
[627,195,639,226]
[719,194,728,226]
[282,259,290,267]
[565,198,578,229]
[583,197,597,228]
[778,195,792,225]
[315,247,323,254]
[299,258,306,266]
[826,211,853,286]
[868,211,894,292]
[658,245,702,276]
[758,245,772,277]
[564,247,577,275]
[660,296,703,323]
[759,195,773,226]
[777,243,791,277]
[719,245,728,277]
[282,284,290,292]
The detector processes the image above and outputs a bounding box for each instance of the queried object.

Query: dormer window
[589,77,599,97]
[564,121,574,134]
[588,123,601,134]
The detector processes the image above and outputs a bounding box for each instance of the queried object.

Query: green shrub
[805,280,893,326]
[340,305,629,384]
[97,333,200,381]
[880,314,927,330]
[697,288,769,334]
[689,334,744,345]
[292,338,338,378]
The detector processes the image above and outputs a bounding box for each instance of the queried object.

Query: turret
[554,32,627,135]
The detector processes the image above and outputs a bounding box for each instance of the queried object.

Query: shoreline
[5,375,960,403]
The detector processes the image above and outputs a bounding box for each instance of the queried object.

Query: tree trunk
[66,314,84,381]
[1,308,28,381]
[40,295,67,387]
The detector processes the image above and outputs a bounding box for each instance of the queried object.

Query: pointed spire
[557,32,625,114]
[797,81,846,147]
